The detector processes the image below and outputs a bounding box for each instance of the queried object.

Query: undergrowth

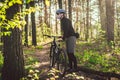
[22,47,41,80]
[22,37,120,79]
[76,40,120,74]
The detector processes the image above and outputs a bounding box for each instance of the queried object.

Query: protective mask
[56,15,61,19]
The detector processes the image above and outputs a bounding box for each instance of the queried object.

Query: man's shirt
[61,17,75,39]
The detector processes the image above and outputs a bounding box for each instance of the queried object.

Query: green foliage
[37,23,53,44]
[47,68,60,79]
[113,47,120,54]
[0,0,39,36]
[40,23,52,35]
[76,41,120,74]
[25,56,39,66]
[76,29,120,74]
[65,73,84,80]
[25,0,33,4]
[0,52,3,80]
[0,0,23,36]
[47,68,85,80]
[8,0,22,7]
[35,45,43,50]
[23,48,40,80]
[0,53,3,71]
[21,69,40,80]
[24,48,35,55]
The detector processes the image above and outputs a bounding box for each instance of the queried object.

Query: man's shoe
[72,67,79,72]
[66,68,73,73]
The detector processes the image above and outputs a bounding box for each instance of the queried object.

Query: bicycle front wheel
[49,45,55,67]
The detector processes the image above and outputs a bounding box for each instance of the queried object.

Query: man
[56,9,78,72]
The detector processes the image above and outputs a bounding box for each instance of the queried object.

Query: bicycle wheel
[52,47,59,69]
[49,45,55,67]
[57,49,67,75]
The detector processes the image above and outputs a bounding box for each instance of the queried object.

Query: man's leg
[67,53,73,69]
[69,53,77,69]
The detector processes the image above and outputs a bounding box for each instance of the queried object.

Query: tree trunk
[68,0,72,20]
[49,0,51,28]
[85,0,89,41]
[24,3,29,46]
[56,0,62,35]
[30,1,37,46]
[55,0,58,34]
[58,0,62,9]
[115,0,120,38]
[105,0,115,44]
[64,0,67,17]
[98,0,106,32]
[81,0,86,39]
[43,0,49,26]
[2,3,25,80]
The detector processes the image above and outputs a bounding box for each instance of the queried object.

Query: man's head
[56,9,66,19]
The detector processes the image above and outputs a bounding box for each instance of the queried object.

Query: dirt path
[33,45,50,79]
[32,45,120,80]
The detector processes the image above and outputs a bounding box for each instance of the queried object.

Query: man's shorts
[65,36,76,53]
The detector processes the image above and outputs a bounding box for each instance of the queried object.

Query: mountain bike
[43,34,67,75]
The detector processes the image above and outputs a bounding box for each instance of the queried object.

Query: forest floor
[25,44,120,80]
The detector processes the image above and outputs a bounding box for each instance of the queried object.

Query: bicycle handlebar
[43,34,62,38]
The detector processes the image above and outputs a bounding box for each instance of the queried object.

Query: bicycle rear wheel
[58,49,67,75]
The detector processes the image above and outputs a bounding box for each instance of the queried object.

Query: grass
[0,53,3,71]
[23,47,41,80]
[75,40,120,74]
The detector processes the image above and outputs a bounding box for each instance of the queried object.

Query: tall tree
[81,0,86,39]
[58,0,62,9]
[68,0,72,20]
[115,0,120,38]
[85,0,89,41]
[24,3,30,46]
[43,0,49,26]
[64,0,67,17]
[105,0,115,44]
[55,0,58,34]
[98,0,106,31]
[30,1,37,46]
[2,3,25,80]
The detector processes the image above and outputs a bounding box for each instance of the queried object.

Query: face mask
[56,14,61,19]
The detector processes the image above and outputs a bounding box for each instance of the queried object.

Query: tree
[85,0,89,41]
[43,0,49,26]
[30,1,37,46]
[115,0,120,38]
[105,0,115,44]
[24,3,30,46]
[98,0,106,31]
[2,3,25,80]
[58,0,62,9]
[68,0,72,20]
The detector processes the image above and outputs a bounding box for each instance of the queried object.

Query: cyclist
[56,9,78,72]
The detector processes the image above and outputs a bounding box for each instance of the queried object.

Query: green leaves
[0,0,23,36]
[0,0,39,36]
[0,53,3,70]
[7,0,22,6]
[26,0,33,4]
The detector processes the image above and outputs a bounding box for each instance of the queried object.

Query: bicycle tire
[49,45,55,67]
[57,49,67,75]
[51,47,59,69]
